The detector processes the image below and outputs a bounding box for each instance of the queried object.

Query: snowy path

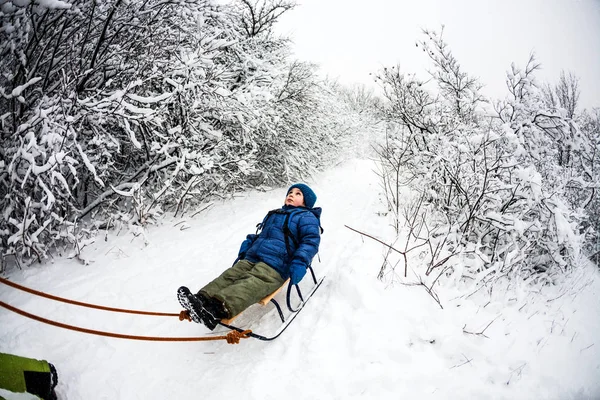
[1,159,599,400]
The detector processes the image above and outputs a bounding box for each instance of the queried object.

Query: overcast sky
[275,0,600,109]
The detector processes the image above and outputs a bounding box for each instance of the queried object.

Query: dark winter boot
[204,297,230,320]
[177,286,218,330]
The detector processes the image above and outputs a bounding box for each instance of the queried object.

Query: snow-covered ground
[1,159,599,399]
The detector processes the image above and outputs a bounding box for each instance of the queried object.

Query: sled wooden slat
[221,279,290,324]
[258,278,290,305]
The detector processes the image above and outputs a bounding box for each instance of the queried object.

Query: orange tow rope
[0,277,251,344]
[0,276,179,316]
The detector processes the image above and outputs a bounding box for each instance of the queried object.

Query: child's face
[285,188,305,207]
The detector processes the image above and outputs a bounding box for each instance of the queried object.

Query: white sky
[275,0,600,109]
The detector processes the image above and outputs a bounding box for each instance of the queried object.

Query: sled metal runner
[219,267,325,341]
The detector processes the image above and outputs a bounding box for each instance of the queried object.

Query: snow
[10,78,42,98]
[126,93,173,104]
[75,142,104,187]
[1,159,599,399]
[33,0,71,10]
[0,388,39,400]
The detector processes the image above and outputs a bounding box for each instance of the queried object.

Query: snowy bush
[374,29,595,287]
[0,0,371,268]
[1,0,232,265]
[575,108,600,265]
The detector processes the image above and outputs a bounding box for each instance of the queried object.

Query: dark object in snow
[0,352,58,400]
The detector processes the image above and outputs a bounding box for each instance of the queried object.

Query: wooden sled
[218,265,325,341]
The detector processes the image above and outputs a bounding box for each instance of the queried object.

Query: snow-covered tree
[0,0,370,269]
[576,108,600,266]
[374,29,592,288]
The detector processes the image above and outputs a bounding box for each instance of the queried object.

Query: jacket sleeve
[238,233,258,259]
[288,213,321,284]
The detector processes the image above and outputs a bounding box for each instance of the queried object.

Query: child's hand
[290,265,306,285]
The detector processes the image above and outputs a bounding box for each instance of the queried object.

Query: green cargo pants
[199,259,285,318]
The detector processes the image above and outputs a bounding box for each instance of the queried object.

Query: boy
[178,183,322,330]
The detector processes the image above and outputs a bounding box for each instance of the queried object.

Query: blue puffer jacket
[238,205,322,284]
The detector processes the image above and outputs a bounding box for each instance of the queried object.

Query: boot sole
[177,286,218,330]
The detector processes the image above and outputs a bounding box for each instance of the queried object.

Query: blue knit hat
[287,183,317,208]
